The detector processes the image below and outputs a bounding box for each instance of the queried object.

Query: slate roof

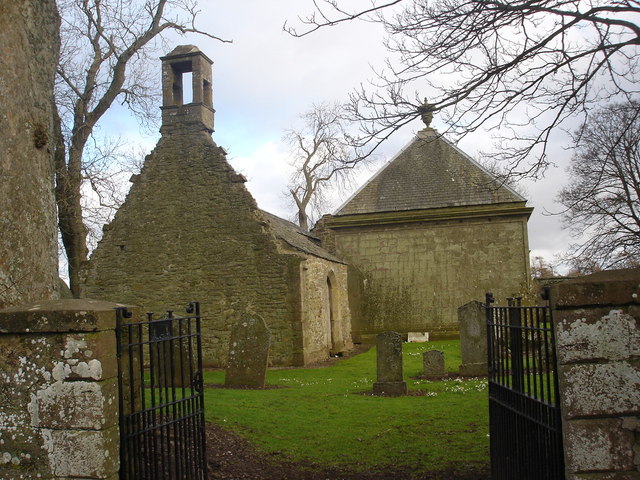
[259,210,345,264]
[336,128,526,216]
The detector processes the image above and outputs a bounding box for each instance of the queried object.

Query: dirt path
[206,423,490,480]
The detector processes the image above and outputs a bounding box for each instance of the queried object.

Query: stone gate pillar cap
[550,268,640,309]
[0,299,135,333]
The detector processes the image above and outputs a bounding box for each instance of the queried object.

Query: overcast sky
[103,0,576,271]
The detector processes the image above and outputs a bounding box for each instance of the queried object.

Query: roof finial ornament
[418,97,434,128]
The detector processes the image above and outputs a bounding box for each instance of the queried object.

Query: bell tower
[160,45,214,134]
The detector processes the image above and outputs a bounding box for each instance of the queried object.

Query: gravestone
[423,350,445,378]
[225,312,271,388]
[373,331,407,396]
[458,301,488,376]
[408,332,429,343]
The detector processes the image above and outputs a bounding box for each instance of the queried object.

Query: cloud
[94,0,579,266]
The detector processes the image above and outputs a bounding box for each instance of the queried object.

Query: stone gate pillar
[0,299,127,479]
[550,269,640,479]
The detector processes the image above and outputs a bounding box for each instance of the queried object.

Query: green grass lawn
[202,340,489,474]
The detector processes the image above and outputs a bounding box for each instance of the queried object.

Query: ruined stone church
[83,45,531,366]
[82,46,352,367]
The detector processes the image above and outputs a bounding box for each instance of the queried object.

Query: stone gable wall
[0,0,60,308]
[82,130,303,367]
[329,214,530,339]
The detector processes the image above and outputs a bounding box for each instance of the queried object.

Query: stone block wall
[82,130,304,367]
[0,0,60,308]
[329,215,529,339]
[550,269,640,479]
[0,300,122,480]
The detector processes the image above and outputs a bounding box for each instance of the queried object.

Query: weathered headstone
[458,301,488,376]
[423,350,445,378]
[225,312,271,388]
[373,331,407,396]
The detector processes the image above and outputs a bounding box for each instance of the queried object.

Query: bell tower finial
[160,45,215,134]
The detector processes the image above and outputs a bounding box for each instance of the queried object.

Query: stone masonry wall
[299,257,353,364]
[82,129,304,367]
[0,0,60,308]
[550,269,640,479]
[0,300,122,480]
[331,215,530,339]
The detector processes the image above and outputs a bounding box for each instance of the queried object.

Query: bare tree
[55,0,229,296]
[558,101,640,270]
[81,138,149,251]
[286,1,640,178]
[530,255,557,279]
[285,103,366,231]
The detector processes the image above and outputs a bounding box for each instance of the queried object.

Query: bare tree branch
[287,0,640,179]
[284,0,405,36]
[285,102,370,230]
[558,101,640,270]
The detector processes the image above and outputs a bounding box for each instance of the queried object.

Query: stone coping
[550,268,640,309]
[0,298,134,333]
[327,202,533,228]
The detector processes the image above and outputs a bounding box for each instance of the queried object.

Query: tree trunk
[297,209,309,232]
[53,111,89,297]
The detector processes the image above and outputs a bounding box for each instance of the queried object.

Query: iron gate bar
[485,293,564,480]
[507,297,524,392]
[116,302,207,480]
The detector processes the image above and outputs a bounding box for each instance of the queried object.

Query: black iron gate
[485,293,564,479]
[115,302,207,480]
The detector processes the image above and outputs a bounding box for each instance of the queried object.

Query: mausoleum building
[315,117,532,341]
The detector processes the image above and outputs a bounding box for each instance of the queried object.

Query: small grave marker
[225,312,270,388]
[373,331,407,396]
[423,350,445,378]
